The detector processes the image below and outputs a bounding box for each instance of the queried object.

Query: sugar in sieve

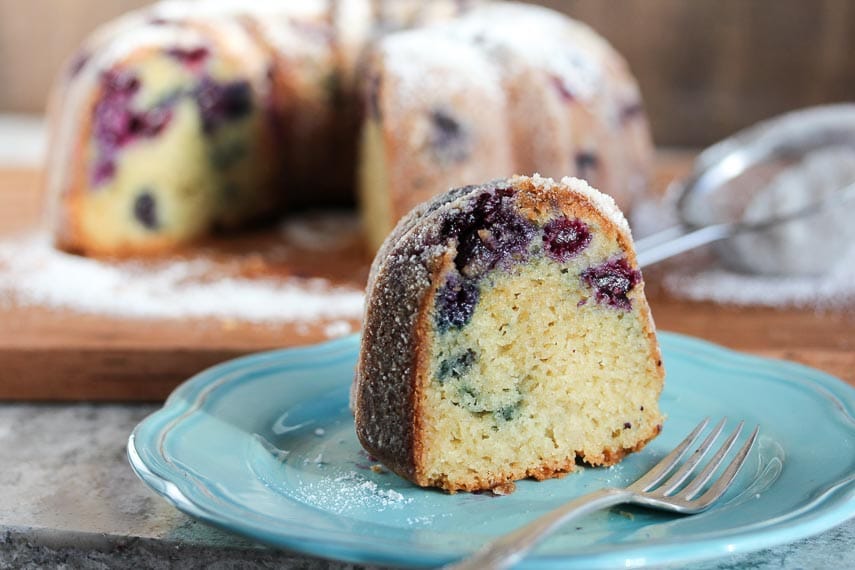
[635,104,855,275]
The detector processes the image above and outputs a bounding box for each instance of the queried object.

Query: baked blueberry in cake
[353,174,664,494]
[47,12,279,255]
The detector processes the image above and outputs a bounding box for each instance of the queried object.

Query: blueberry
[90,160,116,187]
[166,46,210,70]
[542,217,591,262]
[581,258,641,310]
[90,69,174,186]
[103,69,140,94]
[620,101,645,124]
[93,74,138,149]
[133,192,159,230]
[430,109,470,164]
[435,274,480,331]
[195,77,253,135]
[434,188,538,329]
[438,349,477,382]
[442,188,536,278]
[574,151,598,179]
[494,403,520,422]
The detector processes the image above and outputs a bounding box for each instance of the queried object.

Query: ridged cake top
[374,174,631,267]
[373,2,637,116]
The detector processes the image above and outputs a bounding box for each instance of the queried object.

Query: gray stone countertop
[0,403,852,569]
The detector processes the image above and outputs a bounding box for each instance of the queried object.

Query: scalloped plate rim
[128,331,855,568]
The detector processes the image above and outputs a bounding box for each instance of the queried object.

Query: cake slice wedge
[354,174,664,493]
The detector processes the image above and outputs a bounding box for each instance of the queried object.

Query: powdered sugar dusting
[380,4,611,105]
[663,251,855,310]
[553,174,631,235]
[449,3,608,102]
[294,471,413,514]
[0,233,364,327]
[381,28,503,105]
[323,320,353,337]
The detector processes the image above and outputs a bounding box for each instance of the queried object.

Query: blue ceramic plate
[128,332,855,568]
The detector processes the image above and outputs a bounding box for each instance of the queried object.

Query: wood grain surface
[0,155,852,400]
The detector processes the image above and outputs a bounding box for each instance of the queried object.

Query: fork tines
[632,417,759,510]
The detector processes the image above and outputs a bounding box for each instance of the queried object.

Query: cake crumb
[491,482,516,496]
[370,464,386,474]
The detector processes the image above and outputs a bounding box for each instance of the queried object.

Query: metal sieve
[635,104,855,275]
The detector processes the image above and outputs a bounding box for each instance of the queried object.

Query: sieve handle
[635,179,855,269]
[634,223,734,268]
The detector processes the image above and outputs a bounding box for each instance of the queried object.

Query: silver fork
[445,418,759,570]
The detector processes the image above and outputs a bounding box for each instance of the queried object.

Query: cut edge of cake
[354,174,664,494]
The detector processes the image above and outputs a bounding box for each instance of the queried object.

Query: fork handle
[444,487,632,570]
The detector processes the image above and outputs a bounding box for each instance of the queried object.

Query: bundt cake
[45,0,474,255]
[359,3,653,250]
[45,1,653,256]
[353,174,664,494]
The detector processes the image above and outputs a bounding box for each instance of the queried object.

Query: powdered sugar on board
[0,232,365,331]
[662,250,855,310]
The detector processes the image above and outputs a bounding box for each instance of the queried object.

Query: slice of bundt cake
[353,174,664,494]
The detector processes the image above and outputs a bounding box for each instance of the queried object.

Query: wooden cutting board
[1,154,853,400]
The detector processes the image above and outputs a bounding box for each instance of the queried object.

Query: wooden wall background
[1,0,854,146]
